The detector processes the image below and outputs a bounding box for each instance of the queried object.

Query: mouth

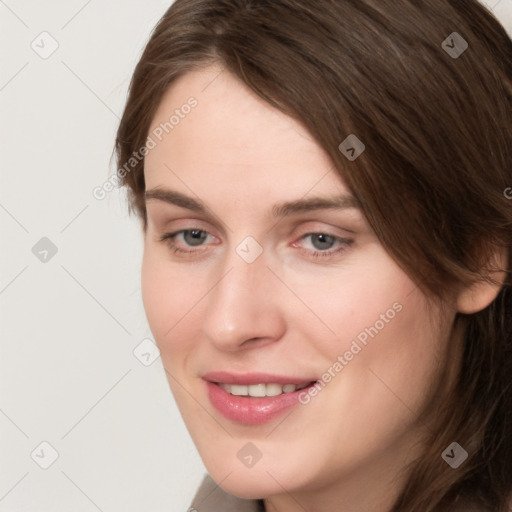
[202,372,319,425]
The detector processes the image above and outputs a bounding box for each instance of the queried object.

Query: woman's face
[142,65,459,505]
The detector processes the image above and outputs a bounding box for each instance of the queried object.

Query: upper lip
[202,371,317,386]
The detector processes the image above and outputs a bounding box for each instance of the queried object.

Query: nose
[201,243,286,352]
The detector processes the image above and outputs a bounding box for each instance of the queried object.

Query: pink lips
[203,371,317,425]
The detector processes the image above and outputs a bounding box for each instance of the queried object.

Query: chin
[207,460,312,500]
[210,472,274,500]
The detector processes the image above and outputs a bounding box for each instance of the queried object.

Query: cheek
[141,249,166,337]
[289,254,415,352]
[141,243,212,378]
[335,266,440,379]
[141,246,187,343]
[301,254,443,410]
[329,282,446,435]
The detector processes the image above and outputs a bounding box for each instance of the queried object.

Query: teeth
[218,382,311,397]
[265,383,283,396]
[230,384,249,396]
[248,384,266,397]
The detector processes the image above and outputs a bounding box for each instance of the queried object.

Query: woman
[114,0,512,510]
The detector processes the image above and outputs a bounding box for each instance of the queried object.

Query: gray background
[1,1,511,510]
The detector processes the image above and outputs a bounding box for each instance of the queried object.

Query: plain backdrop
[1,1,511,511]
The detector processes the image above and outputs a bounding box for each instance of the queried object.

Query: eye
[294,232,353,259]
[159,228,213,255]
[159,228,353,260]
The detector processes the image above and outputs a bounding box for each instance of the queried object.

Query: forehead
[144,65,352,207]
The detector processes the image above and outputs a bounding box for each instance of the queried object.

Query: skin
[141,64,504,512]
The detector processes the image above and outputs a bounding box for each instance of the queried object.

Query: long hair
[114,1,512,510]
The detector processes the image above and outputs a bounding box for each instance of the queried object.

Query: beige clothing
[190,474,265,511]
[189,473,492,512]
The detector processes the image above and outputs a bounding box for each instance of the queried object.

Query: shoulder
[189,473,265,512]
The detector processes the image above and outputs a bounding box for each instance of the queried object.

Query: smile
[202,372,318,425]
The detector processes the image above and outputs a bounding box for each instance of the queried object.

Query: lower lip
[205,381,316,425]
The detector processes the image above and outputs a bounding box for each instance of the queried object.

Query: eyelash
[159,228,353,260]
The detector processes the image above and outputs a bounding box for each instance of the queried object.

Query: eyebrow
[145,188,361,218]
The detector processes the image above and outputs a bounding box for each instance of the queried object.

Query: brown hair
[114,1,512,510]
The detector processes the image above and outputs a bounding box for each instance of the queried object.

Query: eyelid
[146,207,228,239]
[290,221,355,240]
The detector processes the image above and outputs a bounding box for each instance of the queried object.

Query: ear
[456,244,509,314]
